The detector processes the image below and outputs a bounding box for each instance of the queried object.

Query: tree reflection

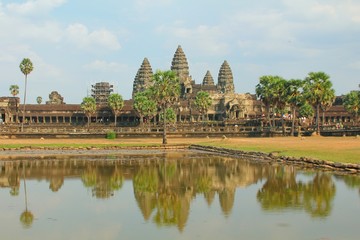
[81,164,124,199]
[257,169,336,218]
[20,162,34,229]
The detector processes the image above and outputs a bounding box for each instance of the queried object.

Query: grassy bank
[0,136,359,164]
[197,137,360,164]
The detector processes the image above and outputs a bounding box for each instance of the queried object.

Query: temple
[0,45,354,130]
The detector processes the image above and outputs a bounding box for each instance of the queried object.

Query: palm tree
[36,96,42,104]
[286,79,304,136]
[194,91,213,123]
[134,91,157,127]
[271,77,287,135]
[320,87,336,126]
[80,97,97,128]
[9,85,20,123]
[19,58,34,132]
[150,70,180,144]
[256,75,280,128]
[304,72,335,135]
[343,91,360,125]
[108,93,124,127]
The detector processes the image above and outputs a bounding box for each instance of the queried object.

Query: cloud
[83,60,128,72]
[157,24,229,55]
[66,23,121,51]
[6,0,66,15]
[134,0,172,10]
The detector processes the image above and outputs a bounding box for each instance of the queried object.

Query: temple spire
[132,57,153,98]
[217,60,235,94]
[202,70,215,86]
[171,45,190,84]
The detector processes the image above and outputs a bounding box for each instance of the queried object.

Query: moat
[1,150,359,240]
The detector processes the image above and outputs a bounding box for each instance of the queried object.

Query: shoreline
[0,140,359,174]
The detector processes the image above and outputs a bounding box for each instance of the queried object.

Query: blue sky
[1,0,359,104]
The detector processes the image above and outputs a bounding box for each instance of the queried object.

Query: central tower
[171,45,194,98]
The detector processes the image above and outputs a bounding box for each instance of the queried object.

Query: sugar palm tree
[150,70,180,144]
[320,87,336,125]
[304,72,335,135]
[256,76,280,128]
[343,91,360,125]
[194,91,212,123]
[9,85,20,122]
[19,58,34,132]
[81,96,97,128]
[286,79,304,136]
[108,93,124,127]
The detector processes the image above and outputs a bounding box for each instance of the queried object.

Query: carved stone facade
[46,91,65,105]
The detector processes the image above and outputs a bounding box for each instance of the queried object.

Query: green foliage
[108,93,124,126]
[149,70,180,144]
[9,85,19,97]
[106,130,116,139]
[303,72,335,133]
[19,58,34,77]
[159,108,176,123]
[81,97,96,127]
[299,102,314,118]
[195,91,212,115]
[134,90,158,122]
[343,91,360,122]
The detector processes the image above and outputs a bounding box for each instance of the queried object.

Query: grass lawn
[0,136,359,164]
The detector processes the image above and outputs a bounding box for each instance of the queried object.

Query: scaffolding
[91,82,114,105]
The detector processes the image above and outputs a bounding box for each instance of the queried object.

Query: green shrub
[106,131,116,139]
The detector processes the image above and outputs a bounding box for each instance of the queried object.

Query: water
[0,150,359,240]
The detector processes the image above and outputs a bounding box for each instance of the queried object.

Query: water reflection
[0,151,359,231]
[257,169,336,218]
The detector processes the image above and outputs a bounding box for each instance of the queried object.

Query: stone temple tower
[171,45,190,84]
[132,58,153,98]
[202,70,215,86]
[171,45,193,98]
[217,60,235,94]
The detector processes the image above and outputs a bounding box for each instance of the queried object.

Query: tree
[194,91,212,123]
[9,85,20,122]
[299,102,314,119]
[286,79,304,136]
[134,91,157,127]
[9,84,19,97]
[159,108,177,124]
[320,87,336,125]
[81,97,96,128]
[36,96,42,104]
[150,70,180,144]
[271,77,287,135]
[19,58,34,132]
[256,75,283,128]
[108,93,124,127]
[343,91,360,125]
[304,72,335,135]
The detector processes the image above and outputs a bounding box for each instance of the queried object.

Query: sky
[1,0,359,104]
